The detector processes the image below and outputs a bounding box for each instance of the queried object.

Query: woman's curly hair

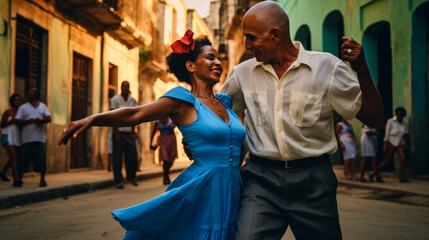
[9,93,21,107]
[166,36,212,84]
[395,107,407,117]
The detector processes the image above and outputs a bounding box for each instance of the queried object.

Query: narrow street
[0,173,428,240]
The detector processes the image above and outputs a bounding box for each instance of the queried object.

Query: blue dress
[111,86,246,240]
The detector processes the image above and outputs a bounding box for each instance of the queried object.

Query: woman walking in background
[336,117,358,180]
[359,124,379,182]
[150,116,178,185]
[1,94,23,187]
[370,107,409,183]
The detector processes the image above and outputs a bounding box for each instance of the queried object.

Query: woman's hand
[58,116,94,145]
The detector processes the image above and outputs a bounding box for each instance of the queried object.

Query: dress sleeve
[160,86,196,105]
[328,60,362,120]
[220,69,246,116]
[215,94,232,109]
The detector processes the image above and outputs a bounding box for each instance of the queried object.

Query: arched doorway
[322,11,345,164]
[363,21,393,169]
[322,10,344,57]
[294,25,311,50]
[363,21,393,123]
[412,2,429,173]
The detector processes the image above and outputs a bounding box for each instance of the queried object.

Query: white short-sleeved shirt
[110,94,137,132]
[384,117,408,147]
[221,41,362,161]
[1,111,21,146]
[15,102,51,144]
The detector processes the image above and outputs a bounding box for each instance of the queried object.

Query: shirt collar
[251,41,312,71]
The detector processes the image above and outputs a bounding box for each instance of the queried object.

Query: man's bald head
[243,1,290,36]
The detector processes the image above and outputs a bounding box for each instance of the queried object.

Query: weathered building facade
[137,0,213,165]
[0,0,151,173]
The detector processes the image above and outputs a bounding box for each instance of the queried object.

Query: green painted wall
[276,0,429,173]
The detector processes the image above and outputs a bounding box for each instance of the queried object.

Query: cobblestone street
[1,173,428,240]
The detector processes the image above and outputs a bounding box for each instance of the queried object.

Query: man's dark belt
[249,154,329,169]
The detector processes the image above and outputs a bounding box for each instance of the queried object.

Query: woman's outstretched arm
[58,97,180,145]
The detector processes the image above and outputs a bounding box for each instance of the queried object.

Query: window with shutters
[15,16,48,103]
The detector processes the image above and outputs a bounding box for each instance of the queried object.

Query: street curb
[0,168,186,210]
[338,179,429,198]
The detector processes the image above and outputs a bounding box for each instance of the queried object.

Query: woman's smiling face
[192,46,223,84]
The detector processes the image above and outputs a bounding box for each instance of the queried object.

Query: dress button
[230,159,232,162]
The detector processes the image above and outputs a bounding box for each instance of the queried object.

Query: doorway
[70,53,92,169]
[412,2,429,173]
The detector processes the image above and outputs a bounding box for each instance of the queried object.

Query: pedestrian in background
[150,116,178,185]
[359,124,379,182]
[370,107,409,183]
[15,88,51,187]
[0,93,23,186]
[110,81,139,189]
[336,118,359,180]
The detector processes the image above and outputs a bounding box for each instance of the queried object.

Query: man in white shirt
[221,2,383,239]
[110,81,139,189]
[15,88,51,187]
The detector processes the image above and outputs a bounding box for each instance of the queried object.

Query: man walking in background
[110,81,139,189]
[15,88,51,187]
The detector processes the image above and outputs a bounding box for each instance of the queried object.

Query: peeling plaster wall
[1,0,141,173]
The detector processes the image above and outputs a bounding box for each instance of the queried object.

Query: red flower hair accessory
[170,29,195,53]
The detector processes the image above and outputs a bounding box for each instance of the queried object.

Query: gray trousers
[113,132,138,183]
[236,155,342,240]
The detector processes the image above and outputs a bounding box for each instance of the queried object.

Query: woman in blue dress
[58,30,246,240]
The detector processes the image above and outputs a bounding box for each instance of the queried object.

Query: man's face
[121,82,130,96]
[242,15,273,63]
[27,88,38,100]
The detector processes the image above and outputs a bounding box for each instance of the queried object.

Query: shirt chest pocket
[244,91,267,125]
[289,91,322,127]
